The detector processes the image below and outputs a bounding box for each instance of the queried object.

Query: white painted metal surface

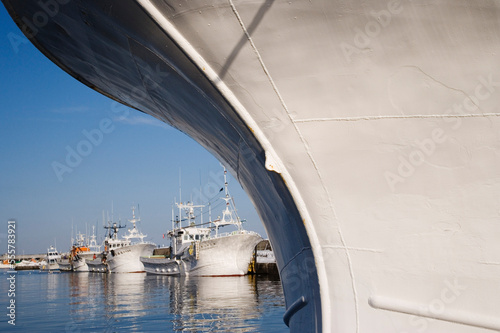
[107,242,156,273]
[3,0,500,331]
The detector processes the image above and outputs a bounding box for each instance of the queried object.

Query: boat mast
[171,204,176,256]
[221,166,242,232]
[179,168,182,228]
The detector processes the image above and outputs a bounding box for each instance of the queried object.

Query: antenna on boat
[199,170,203,224]
[171,203,174,231]
[129,205,140,230]
[179,168,182,204]
[216,165,243,232]
[209,202,212,229]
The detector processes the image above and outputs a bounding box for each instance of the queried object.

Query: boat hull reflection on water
[156,274,284,332]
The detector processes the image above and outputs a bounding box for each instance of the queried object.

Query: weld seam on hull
[294,113,500,123]
[369,296,500,331]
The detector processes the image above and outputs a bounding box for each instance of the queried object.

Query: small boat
[57,228,102,272]
[256,240,276,264]
[15,259,40,271]
[87,225,110,273]
[141,167,262,276]
[84,227,107,273]
[58,257,72,272]
[105,206,156,273]
[86,255,108,273]
[0,259,11,269]
[69,232,102,272]
[40,245,61,271]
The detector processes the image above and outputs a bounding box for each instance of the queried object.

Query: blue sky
[0,6,266,255]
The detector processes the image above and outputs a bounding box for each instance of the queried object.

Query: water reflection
[104,273,147,316]
[166,275,260,332]
[60,272,286,332]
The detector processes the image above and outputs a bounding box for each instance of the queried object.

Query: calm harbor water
[1,270,288,332]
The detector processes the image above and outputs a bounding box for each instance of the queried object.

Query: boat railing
[130,240,156,246]
[210,229,260,239]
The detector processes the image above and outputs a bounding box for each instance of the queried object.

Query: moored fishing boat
[69,232,102,272]
[85,226,107,273]
[40,245,61,271]
[142,168,262,276]
[87,253,108,273]
[105,207,156,273]
[57,258,72,272]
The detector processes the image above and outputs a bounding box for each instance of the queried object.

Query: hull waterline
[3,1,500,331]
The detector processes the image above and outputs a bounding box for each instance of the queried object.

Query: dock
[253,240,279,277]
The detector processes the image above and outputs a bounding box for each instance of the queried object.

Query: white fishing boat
[87,255,107,273]
[40,245,61,271]
[142,168,262,276]
[141,169,262,276]
[69,231,102,272]
[4,1,500,331]
[56,229,102,272]
[142,227,261,277]
[57,258,72,272]
[87,219,125,273]
[86,250,108,273]
[105,207,156,273]
[86,226,107,273]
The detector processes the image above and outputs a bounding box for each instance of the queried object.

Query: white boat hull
[87,258,108,273]
[40,263,59,271]
[71,258,88,272]
[186,232,261,277]
[58,260,72,272]
[4,1,500,331]
[141,257,181,276]
[143,232,261,276]
[107,243,155,273]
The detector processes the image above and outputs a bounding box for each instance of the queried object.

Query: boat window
[195,235,199,240]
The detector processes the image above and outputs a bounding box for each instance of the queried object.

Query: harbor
[1,239,278,276]
[3,0,500,332]
[1,169,278,276]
